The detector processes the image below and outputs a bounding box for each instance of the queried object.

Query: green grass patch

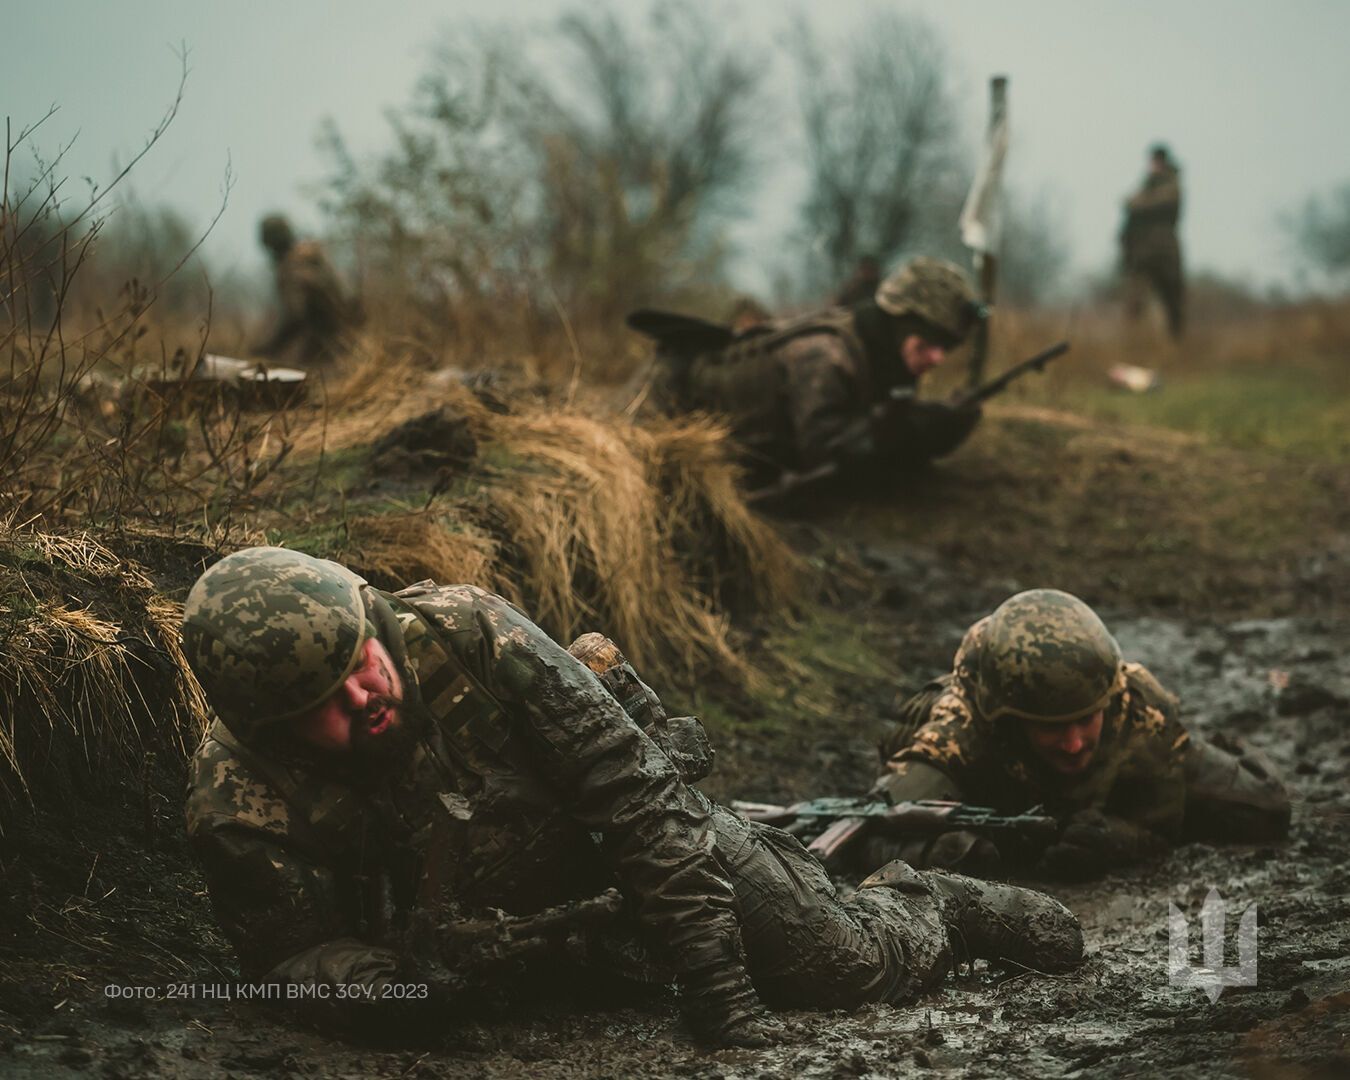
[1057,368,1350,461]
[686,607,891,740]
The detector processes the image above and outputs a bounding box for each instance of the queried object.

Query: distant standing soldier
[254,214,351,366]
[636,257,984,494]
[872,589,1290,878]
[1121,144,1185,340]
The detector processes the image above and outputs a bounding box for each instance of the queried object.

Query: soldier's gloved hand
[1037,809,1165,880]
[879,400,982,463]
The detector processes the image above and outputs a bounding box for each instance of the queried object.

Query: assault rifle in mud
[408,888,625,991]
[732,798,1058,872]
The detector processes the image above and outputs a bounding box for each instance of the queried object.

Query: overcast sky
[5,0,1349,294]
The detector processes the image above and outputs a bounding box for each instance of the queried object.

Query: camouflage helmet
[971,589,1125,725]
[259,214,295,254]
[181,547,370,738]
[874,257,982,343]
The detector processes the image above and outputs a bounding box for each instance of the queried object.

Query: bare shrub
[1285,180,1350,283]
[789,11,965,296]
[319,5,763,371]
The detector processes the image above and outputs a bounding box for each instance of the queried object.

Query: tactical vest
[685,310,871,445]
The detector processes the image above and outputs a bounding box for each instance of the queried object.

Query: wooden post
[966,76,1007,391]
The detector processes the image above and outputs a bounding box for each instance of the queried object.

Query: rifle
[732,798,1057,873]
[952,340,1070,409]
[410,888,625,992]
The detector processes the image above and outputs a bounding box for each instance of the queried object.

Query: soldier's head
[874,257,982,376]
[258,214,295,258]
[182,547,408,759]
[969,589,1125,776]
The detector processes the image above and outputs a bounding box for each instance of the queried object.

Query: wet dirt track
[4,564,1345,1080]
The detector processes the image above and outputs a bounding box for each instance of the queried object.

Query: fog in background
[5,0,1349,297]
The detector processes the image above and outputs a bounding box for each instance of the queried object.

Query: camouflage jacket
[875,616,1189,840]
[185,582,748,1000]
[1122,167,1182,266]
[259,240,348,361]
[683,310,916,472]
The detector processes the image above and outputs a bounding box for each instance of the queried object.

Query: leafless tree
[1286,181,1350,283]
[319,4,765,347]
[790,12,965,296]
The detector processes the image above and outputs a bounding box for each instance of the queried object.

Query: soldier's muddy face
[291,637,405,752]
[1021,710,1105,775]
[901,334,949,377]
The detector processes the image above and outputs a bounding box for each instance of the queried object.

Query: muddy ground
[2,414,1348,1078]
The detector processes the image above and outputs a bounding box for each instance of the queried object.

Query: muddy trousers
[710,803,951,1009]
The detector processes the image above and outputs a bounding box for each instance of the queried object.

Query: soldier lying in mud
[869,589,1291,878]
[631,258,986,498]
[181,548,1083,1047]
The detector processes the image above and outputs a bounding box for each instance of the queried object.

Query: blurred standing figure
[1120,144,1185,340]
[834,254,882,307]
[254,214,351,366]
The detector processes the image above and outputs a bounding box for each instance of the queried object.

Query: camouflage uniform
[256,215,350,367]
[667,258,982,478]
[1121,156,1185,339]
[184,550,1082,1041]
[834,256,881,308]
[874,593,1290,877]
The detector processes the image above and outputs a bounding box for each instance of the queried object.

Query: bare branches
[791,12,965,293]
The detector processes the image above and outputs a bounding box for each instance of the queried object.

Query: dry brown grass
[0,521,210,818]
[484,407,802,676]
[346,511,498,591]
[277,342,805,678]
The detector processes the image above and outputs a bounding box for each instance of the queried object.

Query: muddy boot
[861,861,1083,974]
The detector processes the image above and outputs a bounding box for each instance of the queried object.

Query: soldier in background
[645,257,985,494]
[182,548,1084,1048]
[1121,144,1185,340]
[834,254,882,308]
[254,214,351,367]
[872,589,1290,879]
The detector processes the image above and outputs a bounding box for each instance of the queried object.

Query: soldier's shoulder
[288,240,330,264]
[185,726,292,842]
[901,688,985,769]
[1122,661,1178,712]
[394,580,500,620]
[1118,661,1183,740]
[391,582,536,645]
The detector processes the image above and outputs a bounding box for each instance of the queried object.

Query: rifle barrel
[957,340,1070,408]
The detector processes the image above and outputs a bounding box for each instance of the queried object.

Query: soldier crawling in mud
[1120,144,1185,340]
[871,589,1290,879]
[254,214,352,367]
[181,548,1084,1047]
[633,258,985,495]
